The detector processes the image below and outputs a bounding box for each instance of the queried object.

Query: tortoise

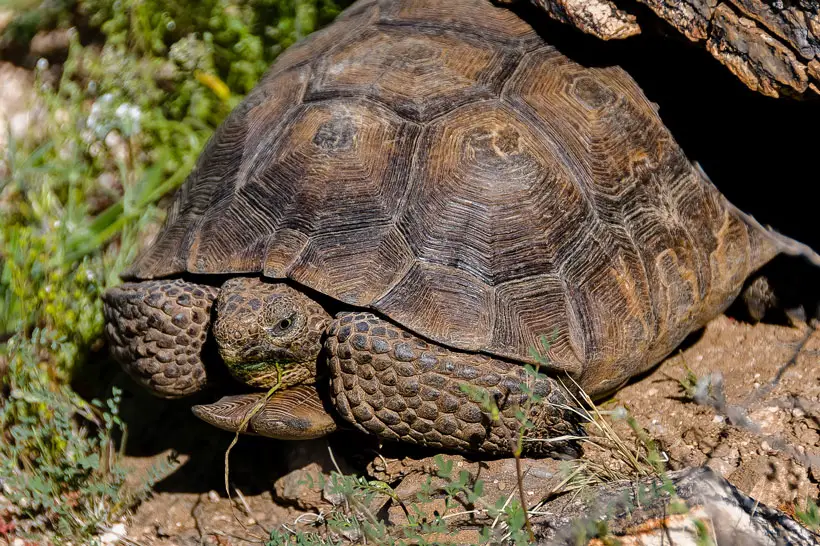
[498,0,820,99]
[103,0,818,458]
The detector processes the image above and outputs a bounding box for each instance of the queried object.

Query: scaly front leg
[326,312,583,458]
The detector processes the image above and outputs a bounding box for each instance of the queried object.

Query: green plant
[0,331,127,542]
[672,358,701,400]
[693,518,716,546]
[273,453,537,546]
[796,497,820,531]
[1,0,351,542]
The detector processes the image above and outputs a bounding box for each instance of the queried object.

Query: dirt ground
[113,308,819,545]
[588,314,820,511]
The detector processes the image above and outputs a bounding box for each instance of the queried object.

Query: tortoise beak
[192,385,337,440]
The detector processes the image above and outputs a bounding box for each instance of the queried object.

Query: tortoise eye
[270,315,295,335]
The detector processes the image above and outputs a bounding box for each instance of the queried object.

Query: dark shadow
[726,254,820,324]
[72,349,378,494]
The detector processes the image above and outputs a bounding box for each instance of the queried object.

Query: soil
[588,313,820,512]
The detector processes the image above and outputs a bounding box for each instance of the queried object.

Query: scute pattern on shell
[125,0,778,396]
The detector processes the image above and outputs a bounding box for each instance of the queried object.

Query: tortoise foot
[326,312,583,458]
[192,384,338,440]
[103,279,218,398]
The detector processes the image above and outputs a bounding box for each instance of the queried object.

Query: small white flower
[36,57,49,71]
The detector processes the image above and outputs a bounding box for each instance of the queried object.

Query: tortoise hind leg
[325,312,583,458]
[103,279,218,398]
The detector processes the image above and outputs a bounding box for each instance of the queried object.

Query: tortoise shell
[125,0,777,396]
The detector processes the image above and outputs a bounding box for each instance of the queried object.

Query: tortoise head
[213,277,331,389]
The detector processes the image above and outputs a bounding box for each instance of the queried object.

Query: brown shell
[126,0,779,395]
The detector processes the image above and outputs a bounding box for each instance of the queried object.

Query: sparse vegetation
[266,453,536,545]
[0,0,348,542]
[796,497,820,531]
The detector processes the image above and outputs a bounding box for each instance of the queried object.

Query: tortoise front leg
[103,279,218,398]
[326,312,583,458]
[192,385,338,440]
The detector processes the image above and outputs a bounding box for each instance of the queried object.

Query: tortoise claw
[192,385,338,440]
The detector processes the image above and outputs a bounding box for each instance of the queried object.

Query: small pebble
[208,490,219,503]
[100,522,127,545]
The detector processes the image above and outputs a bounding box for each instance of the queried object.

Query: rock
[273,461,330,511]
[524,0,820,97]
[272,440,357,512]
[729,0,820,61]
[99,522,127,545]
[29,29,71,60]
[707,4,809,98]
[529,0,641,40]
[637,0,717,41]
[0,62,35,154]
[533,466,820,545]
